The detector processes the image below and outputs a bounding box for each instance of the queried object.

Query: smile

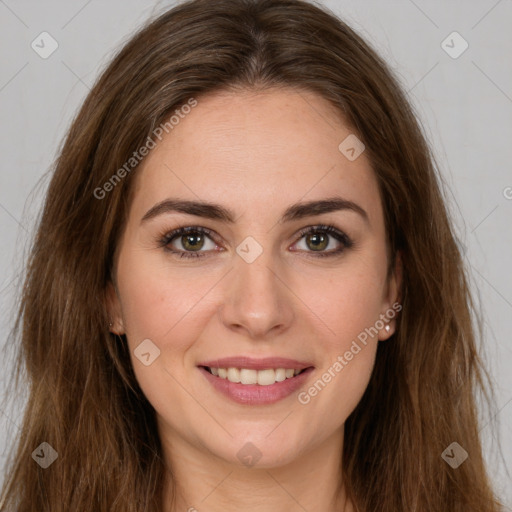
[203,366,306,385]
[197,357,314,405]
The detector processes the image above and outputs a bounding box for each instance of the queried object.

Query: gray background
[0,0,510,506]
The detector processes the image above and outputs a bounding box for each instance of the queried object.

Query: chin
[208,430,309,469]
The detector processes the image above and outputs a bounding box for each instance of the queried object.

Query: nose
[218,246,294,340]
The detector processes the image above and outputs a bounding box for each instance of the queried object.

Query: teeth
[257,369,275,386]
[240,369,258,384]
[275,368,286,382]
[208,367,304,385]
[227,367,241,383]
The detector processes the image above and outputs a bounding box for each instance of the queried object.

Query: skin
[106,87,402,512]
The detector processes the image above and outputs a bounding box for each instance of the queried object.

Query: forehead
[130,88,382,225]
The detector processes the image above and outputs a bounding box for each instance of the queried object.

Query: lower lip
[198,366,314,405]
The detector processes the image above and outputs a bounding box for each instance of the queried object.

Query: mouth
[200,365,310,385]
[197,357,315,405]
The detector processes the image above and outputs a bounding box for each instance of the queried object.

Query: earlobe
[105,281,125,334]
[379,250,403,341]
[389,250,403,306]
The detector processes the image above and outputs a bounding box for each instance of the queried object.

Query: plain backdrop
[0,0,511,507]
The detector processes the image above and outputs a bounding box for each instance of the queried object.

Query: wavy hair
[0,0,504,510]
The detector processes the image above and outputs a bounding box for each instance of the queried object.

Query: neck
[160,427,352,512]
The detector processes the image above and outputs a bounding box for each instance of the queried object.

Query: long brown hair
[0,0,504,510]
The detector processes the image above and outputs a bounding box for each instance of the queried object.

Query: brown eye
[160,226,219,259]
[305,232,329,251]
[180,231,206,252]
[293,225,353,257]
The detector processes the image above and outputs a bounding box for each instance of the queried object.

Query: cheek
[117,251,218,341]
[297,258,387,347]
[115,258,214,428]
[293,254,384,411]
[116,255,223,394]
[298,334,378,425]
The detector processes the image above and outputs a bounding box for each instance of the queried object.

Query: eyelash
[158,224,353,259]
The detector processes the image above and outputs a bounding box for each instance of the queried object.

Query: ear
[105,280,125,335]
[378,250,403,341]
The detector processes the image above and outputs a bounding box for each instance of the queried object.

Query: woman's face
[107,88,401,469]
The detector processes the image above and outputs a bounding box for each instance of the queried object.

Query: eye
[159,226,219,259]
[291,224,353,257]
[158,223,353,259]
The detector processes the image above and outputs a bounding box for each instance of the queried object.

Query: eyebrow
[141,196,369,225]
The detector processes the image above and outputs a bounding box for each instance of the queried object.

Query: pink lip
[197,357,315,405]
[197,356,313,371]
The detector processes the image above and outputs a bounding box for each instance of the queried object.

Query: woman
[0,0,504,510]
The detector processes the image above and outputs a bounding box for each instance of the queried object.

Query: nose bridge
[236,241,277,297]
[219,237,293,337]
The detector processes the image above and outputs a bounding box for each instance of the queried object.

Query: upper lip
[198,356,314,371]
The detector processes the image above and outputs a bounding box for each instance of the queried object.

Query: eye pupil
[163,224,349,259]
[307,233,328,251]
[182,232,204,251]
